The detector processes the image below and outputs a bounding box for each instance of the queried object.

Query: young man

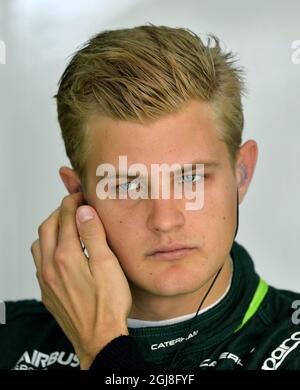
[1,25,300,371]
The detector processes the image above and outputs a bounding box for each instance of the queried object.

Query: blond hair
[54,24,245,190]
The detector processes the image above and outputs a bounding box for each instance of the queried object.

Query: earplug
[239,164,247,187]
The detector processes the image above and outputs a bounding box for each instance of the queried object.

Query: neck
[129,254,233,321]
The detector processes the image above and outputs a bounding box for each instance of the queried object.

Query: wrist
[80,354,95,370]
[79,325,129,370]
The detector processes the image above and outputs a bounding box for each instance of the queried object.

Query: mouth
[147,243,197,260]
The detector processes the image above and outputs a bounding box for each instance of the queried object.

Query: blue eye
[117,181,140,193]
[178,174,203,184]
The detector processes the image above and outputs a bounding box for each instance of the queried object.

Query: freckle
[119,220,123,224]
[223,216,226,221]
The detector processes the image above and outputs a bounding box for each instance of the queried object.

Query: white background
[0,0,299,301]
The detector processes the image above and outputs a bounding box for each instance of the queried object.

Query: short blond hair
[54,24,245,190]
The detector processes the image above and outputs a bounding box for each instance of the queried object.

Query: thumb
[76,206,114,260]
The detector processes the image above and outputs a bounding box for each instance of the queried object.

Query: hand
[30,192,132,369]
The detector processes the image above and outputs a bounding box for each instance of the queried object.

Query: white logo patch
[261,331,300,370]
[151,330,198,350]
[13,350,80,370]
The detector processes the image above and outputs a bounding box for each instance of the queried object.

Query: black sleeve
[89,335,159,370]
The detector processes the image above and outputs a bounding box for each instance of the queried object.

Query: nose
[146,198,185,234]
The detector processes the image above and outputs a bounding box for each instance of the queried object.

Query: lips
[147,243,197,260]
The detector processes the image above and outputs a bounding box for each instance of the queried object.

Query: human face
[84,100,238,301]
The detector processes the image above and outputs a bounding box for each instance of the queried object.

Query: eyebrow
[97,160,220,180]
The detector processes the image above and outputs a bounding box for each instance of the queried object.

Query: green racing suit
[0,241,299,370]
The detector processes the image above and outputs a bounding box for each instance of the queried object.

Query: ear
[59,166,82,194]
[235,140,258,204]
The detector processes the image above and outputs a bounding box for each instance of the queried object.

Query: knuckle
[38,222,46,237]
[38,209,60,237]
[30,239,39,254]
[54,247,66,265]
[53,247,70,272]
[41,265,55,286]
[61,195,77,211]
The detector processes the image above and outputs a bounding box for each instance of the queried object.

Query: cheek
[92,202,122,249]
[215,202,237,253]
[94,203,142,262]
[201,179,237,240]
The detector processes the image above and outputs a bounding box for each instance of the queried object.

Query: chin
[145,268,206,297]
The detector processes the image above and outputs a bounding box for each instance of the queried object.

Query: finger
[75,205,117,265]
[31,239,59,302]
[38,207,60,264]
[57,192,85,254]
[30,238,42,278]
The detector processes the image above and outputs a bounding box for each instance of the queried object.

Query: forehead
[85,100,228,169]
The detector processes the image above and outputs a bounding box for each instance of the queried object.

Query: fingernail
[77,206,94,224]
